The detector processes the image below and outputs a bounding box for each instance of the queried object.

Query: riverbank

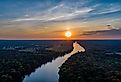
[23,41,85,82]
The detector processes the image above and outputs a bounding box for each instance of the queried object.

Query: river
[23,42,85,82]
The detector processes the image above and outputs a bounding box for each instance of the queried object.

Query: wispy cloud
[12,2,121,23]
[12,1,93,22]
[13,7,93,22]
[91,3,121,15]
[48,4,64,12]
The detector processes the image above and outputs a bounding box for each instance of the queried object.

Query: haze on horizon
[0,0,121,40]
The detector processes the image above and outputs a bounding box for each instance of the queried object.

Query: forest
[59,40,121,82]
[0,40,72,82]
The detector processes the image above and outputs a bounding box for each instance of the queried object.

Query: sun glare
[65,31,72,38]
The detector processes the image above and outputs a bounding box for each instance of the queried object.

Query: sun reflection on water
[64,41,85,61]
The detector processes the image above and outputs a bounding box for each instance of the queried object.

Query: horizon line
[0,38,121,41]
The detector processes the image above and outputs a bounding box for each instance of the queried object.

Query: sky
[0,0,121,40]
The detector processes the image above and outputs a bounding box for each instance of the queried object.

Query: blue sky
[0,0,121,39]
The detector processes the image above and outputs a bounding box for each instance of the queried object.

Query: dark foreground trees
[0,40,73,82]
[59,51,121,82]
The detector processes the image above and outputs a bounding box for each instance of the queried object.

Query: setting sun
[65,31,72,38]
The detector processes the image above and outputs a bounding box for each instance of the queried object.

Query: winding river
[23,42,85,82]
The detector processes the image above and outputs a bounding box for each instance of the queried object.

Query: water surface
[23,42,85,82]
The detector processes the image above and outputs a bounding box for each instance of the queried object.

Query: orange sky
[0,0,121,40]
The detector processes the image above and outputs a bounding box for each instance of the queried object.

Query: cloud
[12,3,93,22]
[96,8,121,15]
[48,4,64,12]
[82,28,121,36]
[12,2,121,23]
[90,3,121,15]
[5,0,120,25]
[46,8,93,21]
[1,0,121,23]
[13,8,93,22]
